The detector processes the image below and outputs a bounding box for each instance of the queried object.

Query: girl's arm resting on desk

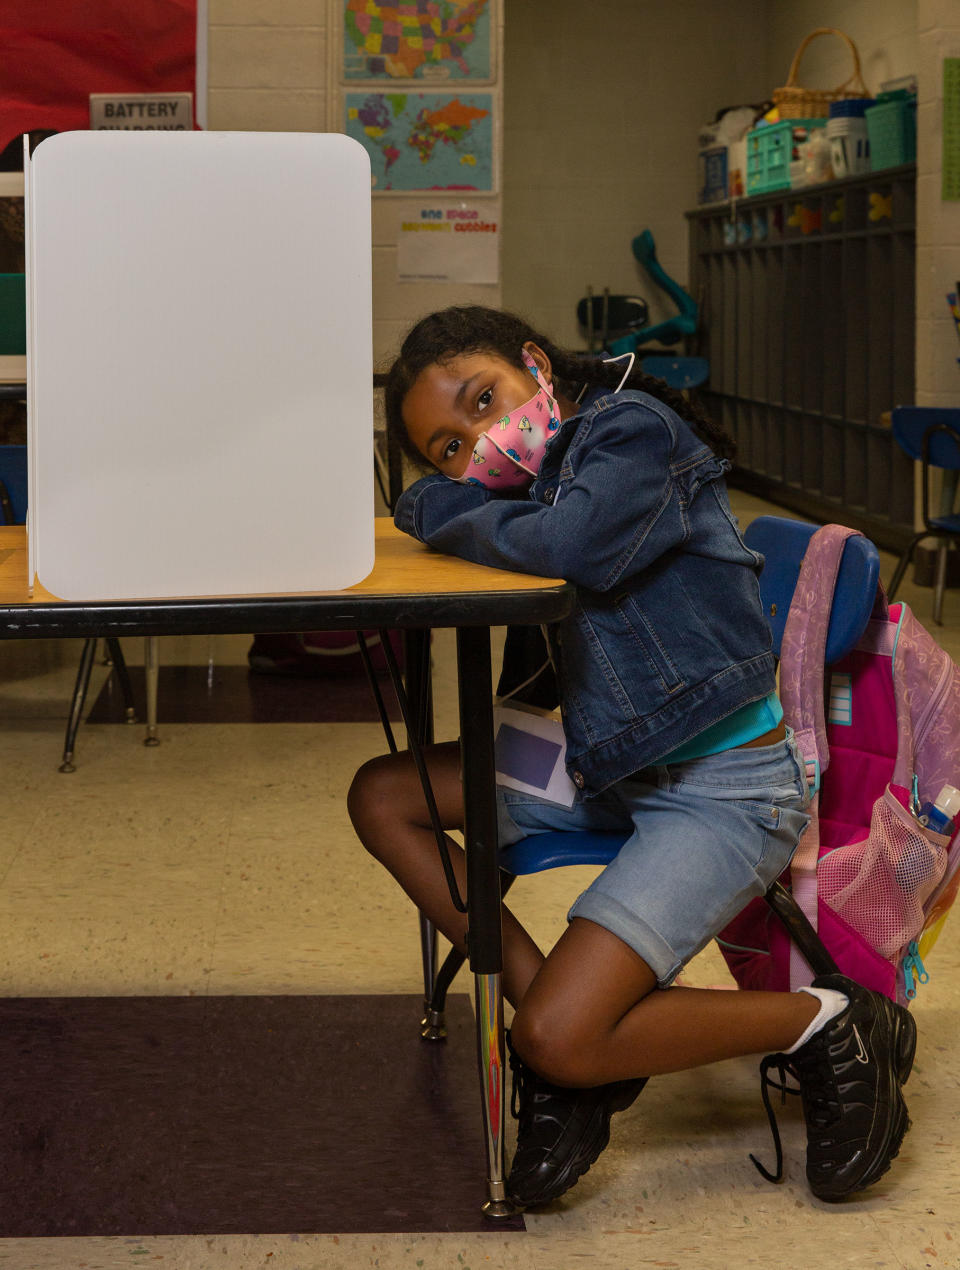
[394,405,726,592]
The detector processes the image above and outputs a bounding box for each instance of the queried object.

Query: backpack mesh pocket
[817,786,949,959]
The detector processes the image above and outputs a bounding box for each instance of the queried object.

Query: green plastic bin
[746,119,826,196]
[865,92,917,170]
[0,274,26,355]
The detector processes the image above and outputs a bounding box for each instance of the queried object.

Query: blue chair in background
[577,230,701,360]
[418,517,880,1037]
[0,443,27,525]
[887,406,960,625]
[575,291,648,355]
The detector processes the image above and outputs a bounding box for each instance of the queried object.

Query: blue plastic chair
[420,517,879,1036]
[744,515,879,664]
[0,444,28,525]
[887,406,960,625]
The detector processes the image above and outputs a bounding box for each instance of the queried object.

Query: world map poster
[345,91,493,191]
[343,0,491,81]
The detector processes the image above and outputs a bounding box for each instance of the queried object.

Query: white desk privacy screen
[25,131,374,600]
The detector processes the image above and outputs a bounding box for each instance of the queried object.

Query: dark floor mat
[86,664,400,725]
[0,994,522,1235]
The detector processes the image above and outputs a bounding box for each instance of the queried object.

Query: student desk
[0,518,573,1218]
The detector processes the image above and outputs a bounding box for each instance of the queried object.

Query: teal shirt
[658,692,784,765]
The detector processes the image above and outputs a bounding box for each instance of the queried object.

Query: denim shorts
[497,730,811,986]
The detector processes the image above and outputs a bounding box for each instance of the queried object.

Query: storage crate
[746,119,825,195]
[698,145,728,204]
[866,94,916,170]
[0,274,26,355]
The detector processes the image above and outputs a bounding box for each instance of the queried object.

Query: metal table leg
[456,626,515,1219]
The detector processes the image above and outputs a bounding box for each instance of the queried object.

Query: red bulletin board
[0,0,202,152]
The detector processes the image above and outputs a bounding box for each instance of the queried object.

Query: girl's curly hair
[383,304,734,467]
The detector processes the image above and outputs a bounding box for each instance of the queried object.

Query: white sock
[784,986,849,1054]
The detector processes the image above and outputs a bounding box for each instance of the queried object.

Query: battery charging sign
[89,92,193,131]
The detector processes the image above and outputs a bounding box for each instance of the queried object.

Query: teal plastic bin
[865,92,917,169]
[746,119,825,195]
[0,274,26,355]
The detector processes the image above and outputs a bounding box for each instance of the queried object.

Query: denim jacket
[394,388,776,796]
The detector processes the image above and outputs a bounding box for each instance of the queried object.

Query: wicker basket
[773,27,871,120]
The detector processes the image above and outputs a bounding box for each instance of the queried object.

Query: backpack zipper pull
[903,940,929,999]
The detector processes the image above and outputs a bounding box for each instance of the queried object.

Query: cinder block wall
[208,0,503,368]
[916,0,960,409]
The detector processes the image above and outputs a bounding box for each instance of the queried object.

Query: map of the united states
[343,0,490,81]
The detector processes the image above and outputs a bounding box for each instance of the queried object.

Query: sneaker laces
[509,1042,531,1122]
[508,1035,554,1128]
[751,1042,843,1183]
[751,1054,800,1183]
[509,1051,648,1128]
[508,1038,572,1130]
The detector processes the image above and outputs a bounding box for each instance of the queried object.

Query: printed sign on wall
[397,204,498,283]
[90,93,193,131]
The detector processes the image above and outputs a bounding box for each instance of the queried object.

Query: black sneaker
[752,973,916,1201]
[506,1032,647,1207]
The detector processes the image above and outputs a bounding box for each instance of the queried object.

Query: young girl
[348,305,915,1208]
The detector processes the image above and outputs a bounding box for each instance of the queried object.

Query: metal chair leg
[104,638,137,722]
[763,880,840,979]
[59,637,99,772]
[143,636,160,746]
[887,531,926,602]
[419,914,444,1039]
[423,874,517,1040]
[933,541,949,625]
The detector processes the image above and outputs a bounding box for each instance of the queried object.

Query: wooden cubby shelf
[687,164,916,551]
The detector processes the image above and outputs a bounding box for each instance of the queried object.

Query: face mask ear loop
[602,350,636,393]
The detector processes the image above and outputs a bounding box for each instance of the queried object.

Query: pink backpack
[719,524,960,1006]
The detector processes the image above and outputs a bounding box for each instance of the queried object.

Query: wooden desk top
[0,520,572,638]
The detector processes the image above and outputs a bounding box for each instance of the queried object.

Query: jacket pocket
[614,593,684,693]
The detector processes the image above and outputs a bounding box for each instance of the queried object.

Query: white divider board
[26,131,374,600]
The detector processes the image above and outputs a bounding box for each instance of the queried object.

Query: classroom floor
[1,489,959,1270]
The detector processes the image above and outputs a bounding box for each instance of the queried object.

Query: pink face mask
[454,350,562,490]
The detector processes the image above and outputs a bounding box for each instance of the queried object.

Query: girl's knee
[510,1005,598,1088]
[348,741,462,841]
[348,753,411,835]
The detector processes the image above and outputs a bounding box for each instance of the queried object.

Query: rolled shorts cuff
[568,892,684,986]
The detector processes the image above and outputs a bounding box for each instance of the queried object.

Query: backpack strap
[779,523,863,767]
[778,524,863,988]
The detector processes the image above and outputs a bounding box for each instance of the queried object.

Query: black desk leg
[456,626,514,1219]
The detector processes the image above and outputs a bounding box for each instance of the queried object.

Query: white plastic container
[827,116,870,177]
